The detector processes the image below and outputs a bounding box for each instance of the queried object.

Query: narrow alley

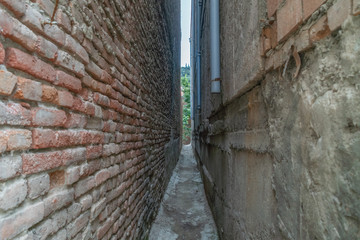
[0,0,359,239]
[149,145,218,240]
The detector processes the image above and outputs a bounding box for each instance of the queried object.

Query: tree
[181,67,191,143]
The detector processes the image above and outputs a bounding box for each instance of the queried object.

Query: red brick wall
[0,0,181,239]
[194,0,360,239]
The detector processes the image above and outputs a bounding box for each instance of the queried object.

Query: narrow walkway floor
[149,145,219,240]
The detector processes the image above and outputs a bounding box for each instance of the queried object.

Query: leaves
[181,66,191,142]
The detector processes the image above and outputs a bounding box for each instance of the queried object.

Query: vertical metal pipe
[196,0,202,110]
[190,0,195,120]
[210,0,221,93]
[196,0,202,111]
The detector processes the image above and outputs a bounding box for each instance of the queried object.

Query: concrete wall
[193,0,360,239]
[0,0,181,239]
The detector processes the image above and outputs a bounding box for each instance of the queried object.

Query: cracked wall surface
[0,0,181,239]
[193,0,360,239]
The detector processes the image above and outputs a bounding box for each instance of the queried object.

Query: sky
[181,0,191,67]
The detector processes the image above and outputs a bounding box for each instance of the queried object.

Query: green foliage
[181,66,191,143]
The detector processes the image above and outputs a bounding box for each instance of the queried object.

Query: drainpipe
[190,0,195,121]
[196,0,202,110]
[210,0,221,93]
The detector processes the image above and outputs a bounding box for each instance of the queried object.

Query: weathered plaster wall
[193,0,360,239]
[0,0,181,239]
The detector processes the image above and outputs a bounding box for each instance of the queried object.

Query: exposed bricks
[0,1,181,239]
[303,0,326,20]
[0,129,32,152]
[0,0,26,17]
[22,6,44,33]
[310,15,331,42]
[0,42,4,63]
[0,10,38,53]
[6,48,56,83]
[42,84,58,103]
[0,102,32,126]
[65,34,89,64]
[22,148,86,174]
[43,24,66,46]
[0,202,44,240]
[277,0,303,43]
[55,8,72,33]
[55,71,82,93]
[31,107,67,127]
[0,70,17,96]
[35,36,58,60]
[55,50,85,77]
[267,0,281,18]
[57,90,74,107]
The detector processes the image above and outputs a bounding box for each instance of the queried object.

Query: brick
[32,209,67,239]
[328,0,351,31]
[310,15,331,42]
[80,194,93,211]
[95,169,111,186]
[58,90,74,107]
[27,173,50,199]
[42,84,58,103]
[55,50,85,77]
[67,212,90,238]
[67,202,82,223]
[74,176,96,198]
[65,166,80,185]
[97,218,112,239]
[22,150,65,174]
[303,0,326,20]
[91,198,106,220]
[86,145,103,159]
[32,128,57,149]
[0,102,31,126]
[44,24,66,46]
[62,147,86,166]
[22,5,44,33]
[0,178,27,211]
[267,0,281,17]
[0,155,22,180]
[85,102,96,116]
[64,113,87,128]
[0,70,17,96]
[5,129,32,151]
[31,107,67,127]
[0,202,44,240]
[277,0,303,42]
[23,148,86,174]
[0,0,27,17]
[55,71,82,93]
[49,170,65,188]
[14,77,42,101]
[35,36,58,60]
[0,10,38,51]
[35,0,55,16]
[53,229,67,240]
[6,48,56,83]
[354,0,360,15]
[86,61,104,81]
[55,8,72,33]
[44,189,74,217]
[65,34,89,63]
[0,42,4,63]
[94,92,111,107]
